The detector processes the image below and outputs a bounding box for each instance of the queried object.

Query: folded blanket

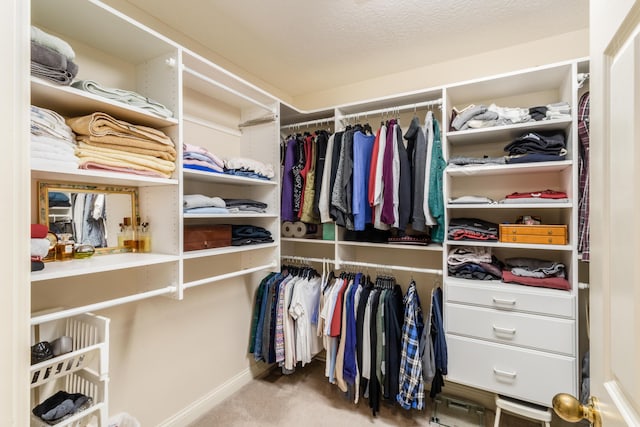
[76,142,175,175]
[31,106,75,141]
[31,147,79,164]
[71,80,173,118]
[31,26,75,61]
[31,157,79,171]
[67,112,174,149]
[31,134,77,154]
[77,135,176,161]
[31,61,76,86]
[31,41,67,72]
[78,161,166,178]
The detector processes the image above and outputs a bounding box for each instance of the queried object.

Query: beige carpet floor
[188,359,543,427]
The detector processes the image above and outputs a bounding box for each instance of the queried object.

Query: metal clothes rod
[281,255,332,264]
[281,116,336,130]
[182,65,275,113]
[183,261,277,290]
[339,98,443,121]
[337,259,443,275]
[183,114,242,137]
[30,285,177,325]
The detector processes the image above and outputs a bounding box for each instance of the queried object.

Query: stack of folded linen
[71,80,174,118]
[30,105,79,170]
[224,157,274,180]
[66,112,176,178]
[231,225,273,246]
[183,143,224,173]
[502,257,570,291]
[31,26,78,86]
[223,198,268,214]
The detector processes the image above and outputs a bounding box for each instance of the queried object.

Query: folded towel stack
[31,26,78,86]
[71,80,174,118]
[66,112,176,179]
[31,105,79,170]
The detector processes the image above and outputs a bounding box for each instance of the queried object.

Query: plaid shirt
[577,92,590,261]
[396,281,425,410]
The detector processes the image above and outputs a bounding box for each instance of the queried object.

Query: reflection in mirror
[38,182,138,254]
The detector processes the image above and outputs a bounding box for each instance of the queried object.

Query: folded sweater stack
[66,112,176,178]
[30,105,79,170]
[31,26,78,86]
[183,143,224,174]
[451,101,571,131]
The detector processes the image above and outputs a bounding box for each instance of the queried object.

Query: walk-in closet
[6,0,639,426]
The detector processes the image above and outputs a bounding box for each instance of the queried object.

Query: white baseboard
[158,364,272,427]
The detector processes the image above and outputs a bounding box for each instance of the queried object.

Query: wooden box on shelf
[183,224,232,251]
[499,224,568,245]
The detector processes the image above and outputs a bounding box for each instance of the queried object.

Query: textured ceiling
[121,0,588,99]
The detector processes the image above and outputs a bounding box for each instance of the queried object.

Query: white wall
[2,1,31,426]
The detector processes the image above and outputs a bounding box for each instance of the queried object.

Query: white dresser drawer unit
[446,279,575,318]
[446,335,577,407]
[445,303,575,356]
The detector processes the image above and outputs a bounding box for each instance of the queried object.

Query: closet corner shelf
[182,169,277,186]
[445,117,572,145]
[445,160,573,177]
[31,167,179,187]
[30,77,179,129]
[445,240,573,251]
[31,253,180,282]
[182,242,277,259]
[281,237,336,245]
[338,240,443,252]
[447,202,573,209]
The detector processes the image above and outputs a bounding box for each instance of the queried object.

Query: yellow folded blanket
[76,142,175,177]
[67,112,175,156]
[77,135,176,161]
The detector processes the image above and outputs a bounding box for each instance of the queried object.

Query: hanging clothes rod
[183,114,243,137]
[337,259,443,275]
[281,255,332,264]
[182,65,275,113]
[183,261,278,290]
[339,98,443,121]
[281,116,336,130]
[30,285,177,325]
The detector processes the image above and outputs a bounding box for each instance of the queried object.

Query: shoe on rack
[31,341,53,365]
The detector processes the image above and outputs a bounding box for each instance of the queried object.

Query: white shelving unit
[30,312,110,427]
[29,0,281,423]
[441,59,587,406]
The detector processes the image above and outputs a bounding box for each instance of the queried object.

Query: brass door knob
[552,393,602,427]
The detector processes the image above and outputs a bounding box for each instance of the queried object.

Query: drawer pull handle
[492,297,516,306]
[493,368,517,379]
[492,325,516,335]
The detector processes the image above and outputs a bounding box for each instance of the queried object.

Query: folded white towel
[31,238,51,258]
[31,26,75,61]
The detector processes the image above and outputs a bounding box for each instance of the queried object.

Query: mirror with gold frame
[38,181,138,254]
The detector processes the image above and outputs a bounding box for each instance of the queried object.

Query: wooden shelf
[445,160,572,177]
[446,118,572,145]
